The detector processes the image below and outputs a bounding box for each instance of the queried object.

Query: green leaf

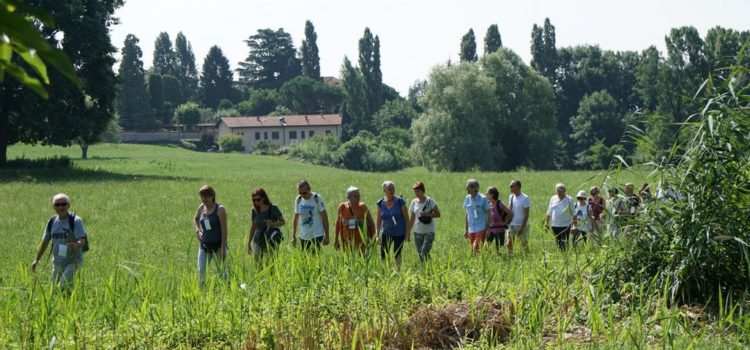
[0,41,10,62]
[17,45,49,84]
[0,9,55,53]
[0,60,48,98]
[0,7,80,88]
[614,155,630,168]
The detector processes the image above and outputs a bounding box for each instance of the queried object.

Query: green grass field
[0,144,745,349]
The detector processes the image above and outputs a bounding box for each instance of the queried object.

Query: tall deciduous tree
[161,74,184,106]
[300,20,321,80]
[358,28,383,119]
[663,26,707,122]
[238,28,301,89]
[569,90,625,162]
[484,24,502,55]
[530,18,557,82]
[200,45,233,109]
[153,32,177,76]
[459,29,478,62]
[0,0,124,162]
[412,49,557,171]
[412,62,494,171]
[119,34,156,130]
[174,32,198,100]
[635,46,664,113]
[340,56,368,140]
[147,73,166,124]
[481,49,558,169]
[236,89,279,116]
[278,75,343,114]
[373,99,418,132]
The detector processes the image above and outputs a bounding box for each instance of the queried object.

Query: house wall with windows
[217,114,342,152]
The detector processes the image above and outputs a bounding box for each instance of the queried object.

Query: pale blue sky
[110,0,749,95]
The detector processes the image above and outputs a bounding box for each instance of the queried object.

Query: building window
[264,132,268,140]
[325,130,332,135]
[255,132,261,140]
[309,130,314,137]
[301,131,306,139]
[271,131,279,140]
[289,131,297,139]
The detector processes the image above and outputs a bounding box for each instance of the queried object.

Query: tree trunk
[0,111,8,167]
[80,143,89,159]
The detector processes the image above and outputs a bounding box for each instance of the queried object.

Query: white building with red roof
[217,114,343,151]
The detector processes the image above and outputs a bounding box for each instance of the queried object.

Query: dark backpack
[493,202,509,229]
[296,193,320,207]
[264,205,283,247]
[46,213,89,253]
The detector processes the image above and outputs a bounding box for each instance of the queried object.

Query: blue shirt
[464,193,489,233]
[378,197,406,237]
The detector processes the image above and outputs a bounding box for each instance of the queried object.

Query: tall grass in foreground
[0,142,747,348]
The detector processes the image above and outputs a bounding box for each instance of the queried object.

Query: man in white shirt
[545,183,574,251]
[292,180,330,252]
[507,179,531,255]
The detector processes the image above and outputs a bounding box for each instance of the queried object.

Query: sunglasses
[54,202,69,208]
[298,191,309,196]
[252,197,262,202]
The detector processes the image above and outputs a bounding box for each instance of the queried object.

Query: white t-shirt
[294,192,326,240]
[410,197,437,234]
[573,201,591,232]
[546,195,573,227]
[508,193,530,226]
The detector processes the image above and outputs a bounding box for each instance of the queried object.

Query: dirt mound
[390,297,513,349]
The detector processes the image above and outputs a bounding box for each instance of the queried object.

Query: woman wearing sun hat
[572,190,593,246]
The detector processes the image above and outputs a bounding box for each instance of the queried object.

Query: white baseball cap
[576,190,587,199]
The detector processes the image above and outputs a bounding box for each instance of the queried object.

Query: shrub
[218,99,234,110]
[286,132,411,172]
[4,156,72,169]
[334,132,411,172]
[179,139,197,151]
[213,108,240,120]
[251,140,280,155]
[286,136,340,166]
[379,127,412,148]
[593,64,750,305]
[217,134,244,153]
[173,102,201,129]
[577,139,625,170]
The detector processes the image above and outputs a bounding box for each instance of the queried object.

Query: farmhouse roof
[220,114,342,128]
[323,76,342,86]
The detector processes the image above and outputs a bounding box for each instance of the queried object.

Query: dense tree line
[527,19,750,169]
[3,8,747,172]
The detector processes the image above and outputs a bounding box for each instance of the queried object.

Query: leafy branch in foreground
[0,0,80,98]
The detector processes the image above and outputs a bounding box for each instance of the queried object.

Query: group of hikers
[31,179,654,287]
